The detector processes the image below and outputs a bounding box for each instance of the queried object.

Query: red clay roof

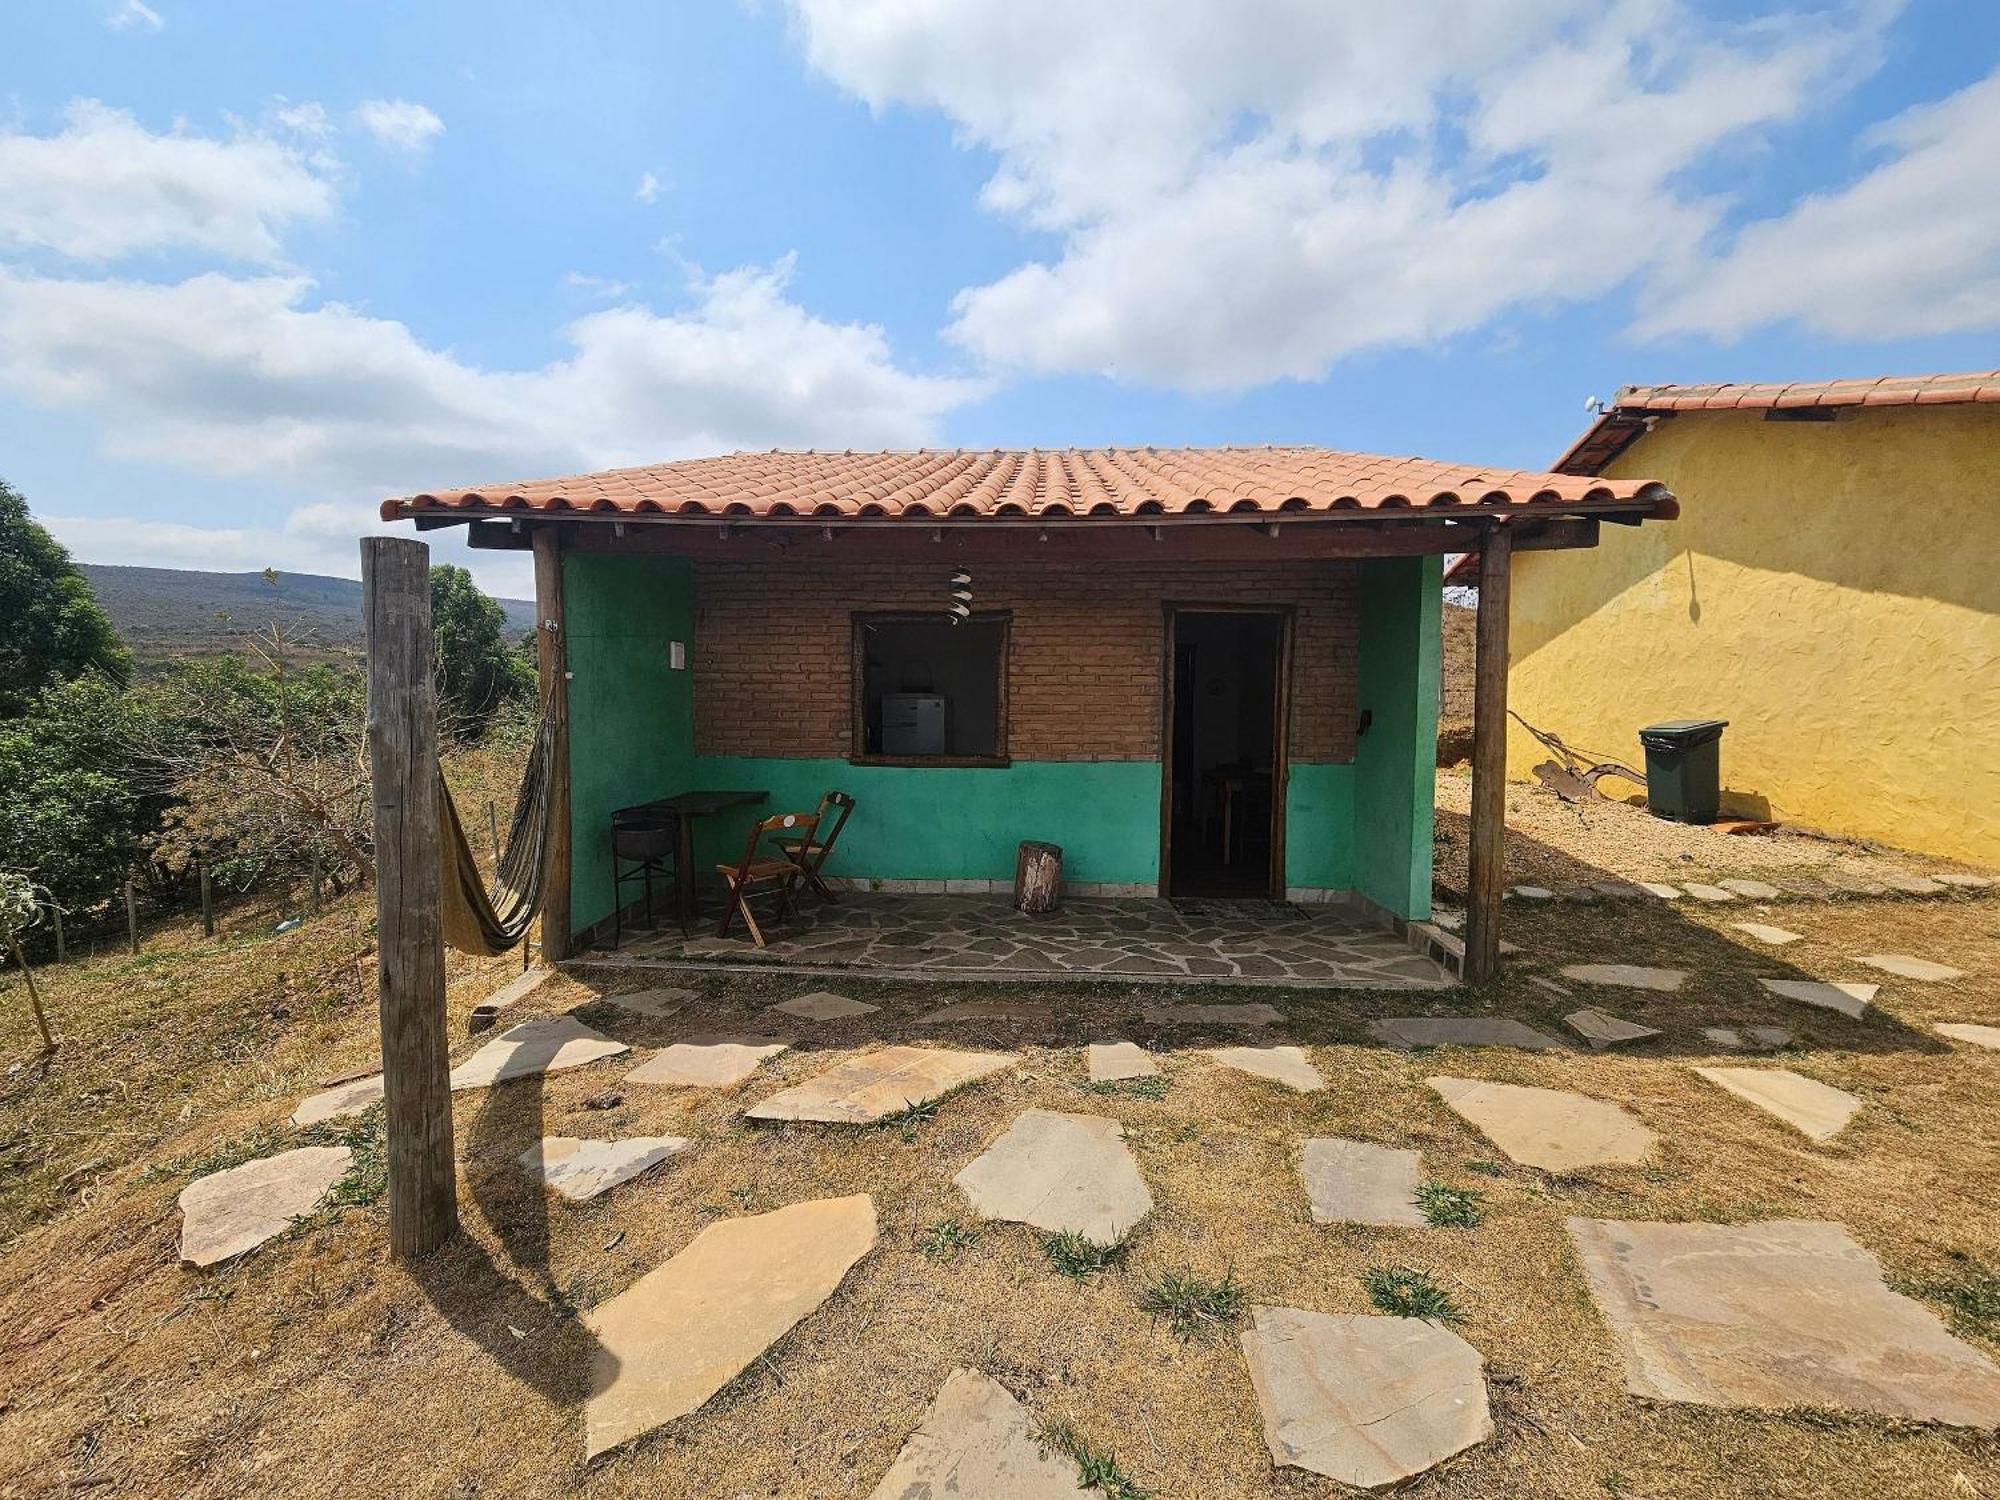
[381,446,1671,525]
[1556,369,2000,475]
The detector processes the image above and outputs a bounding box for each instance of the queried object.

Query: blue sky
[2,0,1997,595]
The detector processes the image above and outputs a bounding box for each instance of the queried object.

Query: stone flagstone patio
[597,892,1451,988]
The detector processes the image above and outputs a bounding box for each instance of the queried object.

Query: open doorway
[1162,608,1288,899]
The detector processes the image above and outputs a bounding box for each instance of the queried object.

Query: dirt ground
[3,814,1998,1497]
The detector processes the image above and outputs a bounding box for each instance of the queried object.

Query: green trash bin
[1639,719,1728,824]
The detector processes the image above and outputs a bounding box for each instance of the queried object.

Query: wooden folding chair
[780,790,855,903]
[715,810,819,947]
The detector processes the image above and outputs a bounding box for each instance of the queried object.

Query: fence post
[362,535,458,1259]
[124,876,139,955]
[50,901,65,963]
[198,858,215,938]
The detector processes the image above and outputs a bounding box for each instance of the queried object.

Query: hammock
[438,696,558,956]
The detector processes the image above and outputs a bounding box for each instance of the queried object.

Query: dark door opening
[1163,609,1287,898]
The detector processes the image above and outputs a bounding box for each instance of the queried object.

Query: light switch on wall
[669,640,686,670]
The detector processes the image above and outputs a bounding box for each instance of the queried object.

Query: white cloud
[787,0,1900,388]
[356,99,445,155]
[1636,66,2000,342]
[105,0,163,33]
[635,171,663,203]
[0,100,336,262]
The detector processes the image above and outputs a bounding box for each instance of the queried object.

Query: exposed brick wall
[692,557,1360,762]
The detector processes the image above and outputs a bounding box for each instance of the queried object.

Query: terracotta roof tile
[381,446,1670,525]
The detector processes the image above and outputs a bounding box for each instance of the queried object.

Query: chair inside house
[779,790,856,902]
[716,810,820,946]
[610,808,683,946]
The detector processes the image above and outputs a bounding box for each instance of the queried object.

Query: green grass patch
[1414,1180,1485,1229]
[138,1121,293,1184]
[1037,1419,1151,1499]
[1898,1257,2000,1337]
[1362,1265,1466,1325]
[876,1095,943,1141]
[1042,1230,1128,1281]
[1137,1267,1247,1341]
[918,1216,979,1260]
[1083,1074,1169,1101]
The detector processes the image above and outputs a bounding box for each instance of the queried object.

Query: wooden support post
[485,800,502,871]
[532,528,573,962]
[1465,523,1512,985]
[50,901,64,963]
[198,858,214,938]
[124,876,139,955]
[362,536,458,1260]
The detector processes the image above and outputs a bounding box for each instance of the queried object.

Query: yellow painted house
[1466,370,2000,867]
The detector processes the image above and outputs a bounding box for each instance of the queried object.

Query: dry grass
[3,870,1999,1496]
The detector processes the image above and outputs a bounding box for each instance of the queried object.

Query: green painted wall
[564,553,695,932]
[1351,555,1441,918]
[1283,761,1356,892]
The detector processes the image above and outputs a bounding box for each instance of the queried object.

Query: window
[852,612,1009,765]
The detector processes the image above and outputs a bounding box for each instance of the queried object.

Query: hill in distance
[78,564,535,659]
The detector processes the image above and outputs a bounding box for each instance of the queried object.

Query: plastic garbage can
[1639,719,1728,824]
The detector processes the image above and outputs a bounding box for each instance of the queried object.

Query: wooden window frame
[849,609,1013,768]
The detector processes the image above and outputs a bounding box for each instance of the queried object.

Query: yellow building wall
[1507,404,2000,867]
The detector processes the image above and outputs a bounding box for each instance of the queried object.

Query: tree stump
[1015,841,1063,915]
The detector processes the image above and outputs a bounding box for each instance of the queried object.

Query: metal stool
[611,811,683,946]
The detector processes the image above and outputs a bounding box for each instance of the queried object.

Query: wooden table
[613,789,769,928]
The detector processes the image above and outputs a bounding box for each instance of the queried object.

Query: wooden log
[362,535,458,1260]
[1464,524,1512,985]
[532,528,573,962]
[1014,841,1063,915]
[198,857,215,937]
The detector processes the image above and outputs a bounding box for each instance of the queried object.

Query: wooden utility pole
[362,536,458,1259]
[532,527,572,962]
[1464,523,1512,985]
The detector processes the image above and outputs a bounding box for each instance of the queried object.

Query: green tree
[0,480,129,717]
[430,564,531,731]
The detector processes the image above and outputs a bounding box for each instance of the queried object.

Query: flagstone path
[1703,1026,1793,1051]
[1241,1306,1492,1488]
[773,990,878,1020]
[1142,1001,1284,1026]
[584,1195,876,1459]
[1694,1067,1862,1141]
[1718,879,1784,900]
[1567,1217,2000,1427]
[1209,1045,1326,1093]
[745,1045,1015,1125]
[602,986,695,1019]
[917,999,1056,1024]
[1564,1009,1661,1050]
[291,1072,383,1127]
[1683,883,1737,902]
[1086,1041,1158,1081]
[1559,964,1687,992]
[178,1146,351,1267]
[953,1110,1151,1243]
[1430,1077,1657,1172]
[1299,1139,1424,1227]
[449,1015,628,1090]
[626,1035,789,1089]
[867,1369,1086,1499]
[1758,977,1875,1019]
[469,966,551,1031]
[519,1135,690,1202]
[1936,1022,2000,1050]
[1733,922,1803,946]
[1369,1017,1565,1051]
[1854,954,1966,982]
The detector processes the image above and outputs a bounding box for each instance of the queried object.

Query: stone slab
[1937,1022,2000,1050]
[1718,879,1784,900]
[1934,873,1995,889]
[1564,1009,1661,1050]
[449,1015,629,1091]
[1636,882,1683,899]
[602,986,697,1019]
[953,1109,1151,1243]
[584,1195,876,1458]
[1510,885,1553,899]
[774,990,879,1020]
[1300,1139,1424,1227]
[917,999,1056,1024]
[1369,1017,1565,1052]
[1855,954,1965,982]
[1702,1026,1792,1051]
[1429,1076,1657,1172]
[1241,1305,1492,1489]
[626,1035,790,1089]
[520,1135,691,1202]
[1142,1002,1284,1026]
[291,1072,383,1127]
[745,1045,1015,1125]
[1209,1045,1325,1093]
[1086,1041,1159,1081]
[1733,923,1803,946]
[470,966,552,1031]
[1880,873,1946,895]
[1759,977,1876,1019]
[867,1368,1086,1499]
[178,1146,351,1266]
[1559,964,1686,993]
[1566,1217,2000,1427]
[1682,883,1737,903]
[1694,1067,1861,1141]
